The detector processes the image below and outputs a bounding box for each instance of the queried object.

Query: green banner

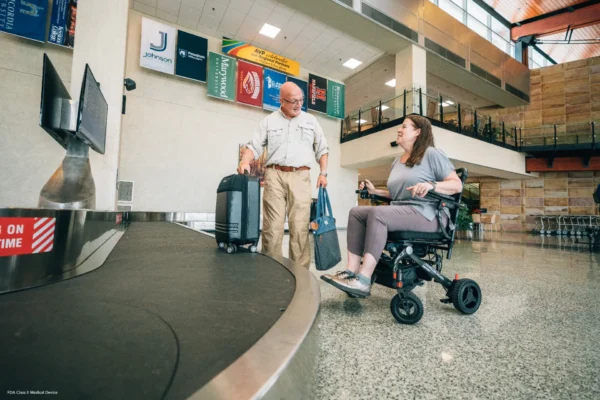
[326,80,345,119]
[207,52,236,101]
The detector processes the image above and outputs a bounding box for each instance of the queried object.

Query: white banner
[140,17,176,75]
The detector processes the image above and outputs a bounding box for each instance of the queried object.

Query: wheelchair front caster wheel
[390,293,423,324]
[450,279,481,314]
[249,245,257,253]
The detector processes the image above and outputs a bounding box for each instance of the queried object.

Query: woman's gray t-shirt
[387,147,455,221]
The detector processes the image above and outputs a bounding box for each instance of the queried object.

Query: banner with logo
[327,80,345,119]
[237,60,263,108]
[286,77,308,112]
[207,52,235,102]
[140,17,176,75]
[0,0,48,42]
[176,30,208,82]
[223,39,300,76]
[308,74,327,114]
[48,0,76,47]
[262,68,286,112]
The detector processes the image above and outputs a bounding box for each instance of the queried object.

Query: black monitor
[76,64,108,154]
[39,53,73,149]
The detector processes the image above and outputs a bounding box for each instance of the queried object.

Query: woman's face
[396,118,421,149]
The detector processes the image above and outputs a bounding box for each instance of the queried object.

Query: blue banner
[48,0,68,45]
[286,76,308,112]
[0,0,49,42]
[262,68,286,112]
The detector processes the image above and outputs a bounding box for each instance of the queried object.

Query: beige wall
[119,11,357,226]
[0,34,73,207]
[341,122,534,180]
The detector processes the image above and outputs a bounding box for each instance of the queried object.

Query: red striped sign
[0,217,56,257]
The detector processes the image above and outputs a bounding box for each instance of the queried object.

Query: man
[238,82,329,268]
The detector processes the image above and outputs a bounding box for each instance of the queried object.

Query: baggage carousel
[0,210,320,399]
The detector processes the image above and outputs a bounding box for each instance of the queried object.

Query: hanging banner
[176,30,208,82]
[48,0,68,45]
[0,0,48,42]
[262,68,286,112]
[308,74,327,114]
[207,52,235,101]
[223,39,300,76]
[237,60,263,108]
[140,17,176,75]
[327,80,345,119]
[0,217,56,257]
[286,77,308,112]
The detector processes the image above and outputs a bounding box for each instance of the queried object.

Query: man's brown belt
[267,164,310,172]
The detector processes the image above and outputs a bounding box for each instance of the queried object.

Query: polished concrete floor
[276,231,600,399]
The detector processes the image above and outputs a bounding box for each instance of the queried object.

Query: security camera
[124,78,136,91]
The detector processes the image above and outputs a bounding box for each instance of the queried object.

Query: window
[532,48,545,67]
[468,15,488,39]
[467,0,488,25]
[492,32,509,54]
[491,17,509,41]
[440,0,465,23]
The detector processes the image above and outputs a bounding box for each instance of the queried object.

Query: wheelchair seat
[387,231,448,242]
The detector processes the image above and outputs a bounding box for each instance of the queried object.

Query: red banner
[236,60,263,107]
[0,217,56,257]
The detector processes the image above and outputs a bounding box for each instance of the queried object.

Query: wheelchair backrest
[447,168,469,258]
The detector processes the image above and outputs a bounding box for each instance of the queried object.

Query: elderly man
[238,82,329,268]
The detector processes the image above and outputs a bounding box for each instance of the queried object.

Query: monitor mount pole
[39,137,96,209]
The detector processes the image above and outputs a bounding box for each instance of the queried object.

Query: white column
[395,44,427,115]
[70,0,129,210]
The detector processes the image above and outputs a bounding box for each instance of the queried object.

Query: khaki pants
[262,168,312,268]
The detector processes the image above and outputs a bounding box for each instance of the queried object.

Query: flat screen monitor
[76,64,108,154]
[39,53,73,149]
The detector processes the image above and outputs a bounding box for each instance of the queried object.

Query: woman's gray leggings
[347,205,446,260]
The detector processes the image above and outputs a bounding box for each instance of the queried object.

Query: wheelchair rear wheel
[450,279,481,314]
[390,292,423,324]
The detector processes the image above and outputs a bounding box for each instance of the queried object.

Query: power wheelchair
[356,168,482,324]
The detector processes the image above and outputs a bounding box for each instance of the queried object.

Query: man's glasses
[281,98,304,105]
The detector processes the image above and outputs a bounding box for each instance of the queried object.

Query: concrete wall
[119,10,357,226]
[0,34,73,207]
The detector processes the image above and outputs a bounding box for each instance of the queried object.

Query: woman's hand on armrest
[360,179,391,199]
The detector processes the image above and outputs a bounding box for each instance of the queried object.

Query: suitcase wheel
[249,245,257,253]
[218,242,226,249]
[226,244,237,254]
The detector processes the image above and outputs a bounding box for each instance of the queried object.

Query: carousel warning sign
[0,217,56,257]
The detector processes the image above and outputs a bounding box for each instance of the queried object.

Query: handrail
[341,88,599,153]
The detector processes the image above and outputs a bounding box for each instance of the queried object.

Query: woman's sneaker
[320,270,356,284]
[329,275,371,298]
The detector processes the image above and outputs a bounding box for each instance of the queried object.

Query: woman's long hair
[405,115,435,167]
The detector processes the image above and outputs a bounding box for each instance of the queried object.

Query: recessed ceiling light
[355,119,367,124]
[377,105,389,110]
[442,101,455,107]
[259,23,281,39]
[343,58,362,69]
[385,79,396,87]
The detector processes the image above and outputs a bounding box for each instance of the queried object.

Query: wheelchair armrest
[425,191,460,209]
[355,189,392,205]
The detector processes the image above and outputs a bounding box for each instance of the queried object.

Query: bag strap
[322,188,334,219]
[316,186,325,219]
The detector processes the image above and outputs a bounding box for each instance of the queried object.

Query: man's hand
[406,182,434,198]
[237,163,250,175]
[317,174,328,188]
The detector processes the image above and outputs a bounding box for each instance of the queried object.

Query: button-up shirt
[246,109,329,168]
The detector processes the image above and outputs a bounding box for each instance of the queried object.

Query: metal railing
[340,88,598,154]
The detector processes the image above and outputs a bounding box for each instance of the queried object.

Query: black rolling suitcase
[215,174,260,254]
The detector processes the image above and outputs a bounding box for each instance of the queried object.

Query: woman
[322,115,463,298]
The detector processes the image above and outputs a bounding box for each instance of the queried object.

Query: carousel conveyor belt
[0,222,296,399]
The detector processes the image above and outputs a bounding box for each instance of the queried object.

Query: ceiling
[480,0,600,64]
[131,0,385,81]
